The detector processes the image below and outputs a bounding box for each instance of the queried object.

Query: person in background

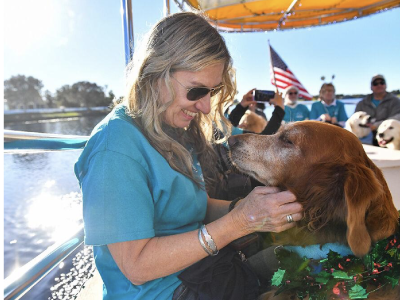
[74,12,302,300]
[228,88,285,135]
[310,83,348,127]
[282,85,310,123]
[250,102,267,119]
[355,74,400,146]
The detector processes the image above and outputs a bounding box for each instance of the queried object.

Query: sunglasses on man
[289,92,298,95]
[372,80,386,86]
[172,76,224,101]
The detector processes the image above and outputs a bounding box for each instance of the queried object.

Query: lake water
[3,100,359,299]
[4,115,106,299]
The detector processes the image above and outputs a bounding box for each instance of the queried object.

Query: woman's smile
[162,63,224,128]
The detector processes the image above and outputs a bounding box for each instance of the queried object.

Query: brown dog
[228,121,399,300]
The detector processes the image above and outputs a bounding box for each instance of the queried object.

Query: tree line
[5,75,399,110]
[4,75,117,110]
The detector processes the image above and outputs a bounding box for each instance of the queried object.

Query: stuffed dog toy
[238,110,268,134]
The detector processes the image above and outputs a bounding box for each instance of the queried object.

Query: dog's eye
[285,138,294,145]
[389,126,393,129]
[280,134,293,145]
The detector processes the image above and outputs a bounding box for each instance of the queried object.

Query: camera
[254,90,275,102]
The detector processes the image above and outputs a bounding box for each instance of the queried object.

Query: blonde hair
[123,12,236,187]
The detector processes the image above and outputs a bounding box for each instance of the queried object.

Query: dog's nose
[228,136,238,148]
[379,133,384,138]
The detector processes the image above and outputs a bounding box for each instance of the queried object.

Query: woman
[75,12,302,300]
[283,85,310,123]
[310,83,348,127]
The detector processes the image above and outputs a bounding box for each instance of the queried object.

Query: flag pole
[268,40,278,93]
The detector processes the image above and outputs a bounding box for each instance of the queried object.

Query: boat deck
[76,271,103,300]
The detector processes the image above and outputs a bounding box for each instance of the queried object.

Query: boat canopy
[177,0,400,32]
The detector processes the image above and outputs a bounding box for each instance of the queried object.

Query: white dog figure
[345,111,373,144]
[376,119,400,150]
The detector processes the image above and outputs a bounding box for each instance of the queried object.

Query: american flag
[269,45,312,100]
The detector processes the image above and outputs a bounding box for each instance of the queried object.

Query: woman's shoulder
[85,105,148,157]
[311,101,322,108]
[75,106,154,182]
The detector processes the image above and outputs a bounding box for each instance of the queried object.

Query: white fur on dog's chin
[231,156,276,186]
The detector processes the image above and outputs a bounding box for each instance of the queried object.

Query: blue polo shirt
[283,104,310,123]
[310,100,348,123]
[74,105,207,300]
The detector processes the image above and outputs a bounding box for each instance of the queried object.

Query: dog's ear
[344,162,384,257]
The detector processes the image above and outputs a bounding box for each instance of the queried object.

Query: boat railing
[4,227,85,300]
[4,130,89,153]
[4,130,89,300]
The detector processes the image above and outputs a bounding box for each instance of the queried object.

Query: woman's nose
[195,95,211,115]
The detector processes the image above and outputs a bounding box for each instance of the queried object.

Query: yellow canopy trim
[179,0,400,31]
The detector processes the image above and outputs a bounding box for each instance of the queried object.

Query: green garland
[271,233,400,299]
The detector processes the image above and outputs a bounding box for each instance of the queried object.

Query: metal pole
[164,0,171,16]
[268,40,278,91]
[121,0,134,66]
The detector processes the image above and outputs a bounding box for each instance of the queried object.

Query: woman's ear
[344,163,384,257]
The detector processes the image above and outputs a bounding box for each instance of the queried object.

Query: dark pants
[247,246,280,293]
[172,283,198,300]
[172,246,279,299]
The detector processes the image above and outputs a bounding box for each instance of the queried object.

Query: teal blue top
[283,104,310,123]
[310,100,348,124]
[372,98,381,107]
[74,105,208,300]
[231,126,243,136]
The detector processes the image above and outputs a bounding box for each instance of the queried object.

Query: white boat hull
[363,144,400,209]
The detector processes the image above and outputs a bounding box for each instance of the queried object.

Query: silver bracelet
[198,226,213,256]
[201,225,219,256]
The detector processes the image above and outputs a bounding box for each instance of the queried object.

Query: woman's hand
[320,114,331,122]
[240,89,257,108]
[269,92,284,110]
[229,187,302,235]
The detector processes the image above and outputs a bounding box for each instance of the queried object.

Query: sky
[3,0,400,101]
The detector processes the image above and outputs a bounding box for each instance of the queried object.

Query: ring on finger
[286,214,294,223]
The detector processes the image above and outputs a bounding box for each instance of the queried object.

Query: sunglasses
[289,92,298,95]
[372,80,386,86]
[172,76,224,101]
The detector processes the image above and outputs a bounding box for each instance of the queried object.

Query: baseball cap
[371,74,385,84]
